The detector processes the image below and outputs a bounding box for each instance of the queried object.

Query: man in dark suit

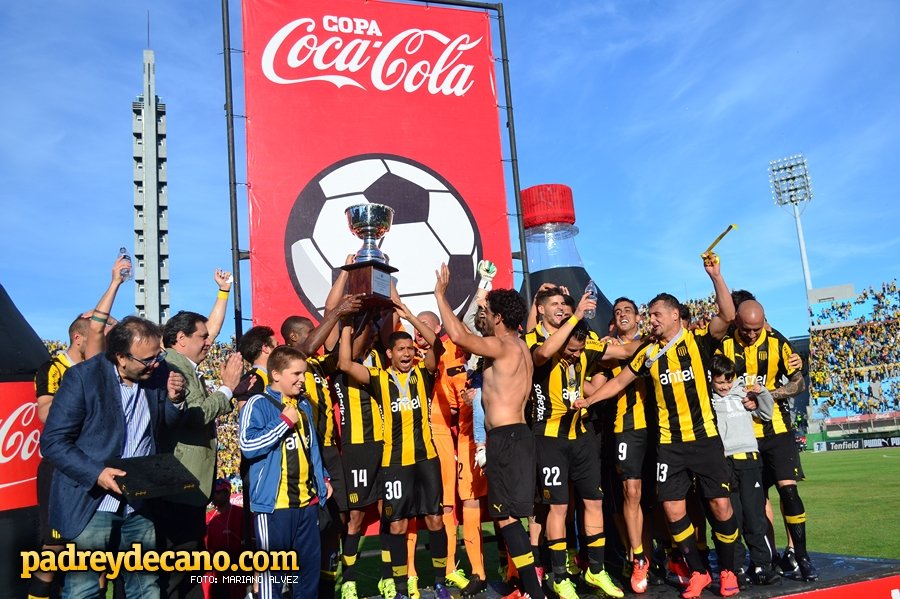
[158,310,242,599]
[41,316,186,598]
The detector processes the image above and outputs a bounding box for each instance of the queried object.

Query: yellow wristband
[567,315,579,327]
[217,290,230,300]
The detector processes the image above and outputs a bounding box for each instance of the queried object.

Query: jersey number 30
[385,480,403,500]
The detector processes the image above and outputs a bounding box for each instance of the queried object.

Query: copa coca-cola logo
[261,14,483,96]
[0,402,41,466]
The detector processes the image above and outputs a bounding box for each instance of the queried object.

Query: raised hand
[335,294,363,317]
[214,269,233,292]
[477,259,497,282]
[435,263,450,297]
[701,252,721,277]
[112,256,131,284]
[575,292,597,321]
[394,301,414,322]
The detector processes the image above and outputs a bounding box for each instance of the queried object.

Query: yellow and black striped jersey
[34,352,75,398]
[333,348,384,445]
[531,337,607,439]
[305,352,339,448]
[234,366,268,406]
[524,322,601,349]
[719,329,798,438]
[601,349,652,433]
[368,364,437,467]
[628,328,719,445]
[274,395,317,509]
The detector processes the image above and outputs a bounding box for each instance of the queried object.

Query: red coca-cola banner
[0,382,42,511]
[242,0,513,329]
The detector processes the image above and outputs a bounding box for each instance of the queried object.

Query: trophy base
[342,261,398,311]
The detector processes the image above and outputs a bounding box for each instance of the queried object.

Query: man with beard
[576,254,741,599]
[435,264,545,599]
[41,317,186,597]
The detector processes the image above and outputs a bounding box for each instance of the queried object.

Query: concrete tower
[132,49,170,323]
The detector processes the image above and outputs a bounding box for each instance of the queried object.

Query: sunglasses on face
[126,351,167,368]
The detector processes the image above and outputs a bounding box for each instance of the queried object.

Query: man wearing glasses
[41,316,187,597]
[158,309,244,598]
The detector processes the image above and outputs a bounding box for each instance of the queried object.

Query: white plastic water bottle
[118,247,133,281]
[584,280,598,320]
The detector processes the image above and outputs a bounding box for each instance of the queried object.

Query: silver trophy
[345,203,394,264]
[342,203,397,309]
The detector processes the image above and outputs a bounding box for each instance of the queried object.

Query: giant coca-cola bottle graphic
[520,184,614,333]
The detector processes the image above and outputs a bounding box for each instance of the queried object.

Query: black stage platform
[367,552,900,598]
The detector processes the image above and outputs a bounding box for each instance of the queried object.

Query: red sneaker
[680,571,712,599]
[631,558,650,594]
[668,555,691,587]
[719,570,740,597]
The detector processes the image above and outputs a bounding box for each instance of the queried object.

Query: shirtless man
[435,264,544,599]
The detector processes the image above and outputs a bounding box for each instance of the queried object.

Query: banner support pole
[495,2,531,303]
[221,0,244,339]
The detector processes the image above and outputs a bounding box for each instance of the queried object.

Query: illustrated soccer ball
[284,154,481,319]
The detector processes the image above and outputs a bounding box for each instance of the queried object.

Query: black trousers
[153,501,207,599]
[728,455,773,569]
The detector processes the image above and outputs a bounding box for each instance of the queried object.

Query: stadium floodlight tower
[769,154,814,294]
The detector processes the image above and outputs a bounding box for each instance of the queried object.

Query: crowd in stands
[809,279,899,326]
[634,293,718,335]
[809,279,900,417]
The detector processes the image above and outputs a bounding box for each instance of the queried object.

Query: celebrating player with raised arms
[338,303,452,599]
[434,263,545,599]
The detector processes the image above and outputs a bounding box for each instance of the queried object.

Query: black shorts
[341,442,383,509]
[614,428,655,481]
[323,445,347,512]
[758,433,803,488]
[655,436,732,502]
[380,458,443,521]
[535,434,603,504]
[486,423,536,519]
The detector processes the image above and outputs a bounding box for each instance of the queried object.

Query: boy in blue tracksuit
[240,345,331,599]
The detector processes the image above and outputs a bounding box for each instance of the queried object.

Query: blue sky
[2,0,898,342]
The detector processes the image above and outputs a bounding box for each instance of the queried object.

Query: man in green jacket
[159,308,243,599]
